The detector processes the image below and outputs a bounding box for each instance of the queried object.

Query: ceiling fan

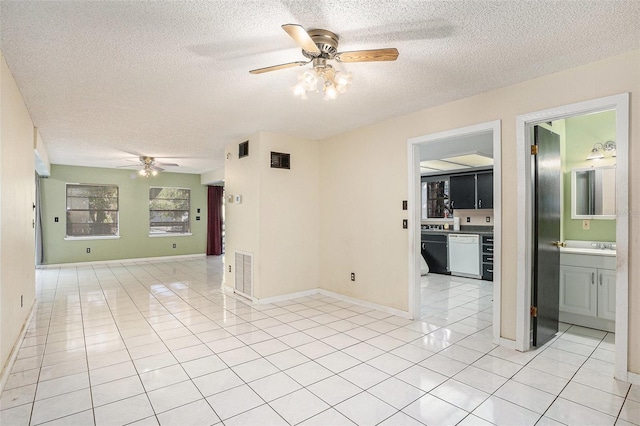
[250,24,399,99]
[118,156,179,177]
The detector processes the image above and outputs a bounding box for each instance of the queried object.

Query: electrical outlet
[486,217,491,223]
[196,216,200,221]
[466,217,471,223]
[350,273,355,281]
[402,200,408,210]
[197,208,201,213]
[86,248,90,253]
[228,265,231,273]
[172,243,176,248]
[54,217,59,222]
[402,219,408,229]
[582,219,590,230]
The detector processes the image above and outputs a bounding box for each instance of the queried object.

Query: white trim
[255,289,319,305]
[64,235,121,241]
[407,143,421,319]
[497,337,517,350]
[318,289,412,319]
[248,287,412,319]
[515,93,629,380]
[0,300,36,394]
[628,371,640,386]
[148,233,193,238]
[37,253,206,268]
[407,120,502,344]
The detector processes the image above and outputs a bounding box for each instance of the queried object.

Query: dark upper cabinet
[449,171,494,210]
[449,174,476,209]
[476,171,493,209]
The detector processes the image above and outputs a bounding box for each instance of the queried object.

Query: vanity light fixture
[586,140,616,160]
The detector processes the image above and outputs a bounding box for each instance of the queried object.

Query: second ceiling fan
[250,24,399,99]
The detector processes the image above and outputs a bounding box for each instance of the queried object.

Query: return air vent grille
[239,141,249,158]
[271,152,290,169]
[234,251,253,297]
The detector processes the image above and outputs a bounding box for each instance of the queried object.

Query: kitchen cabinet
[476,172,493,209]
[421,233,449,275]
[559,252,615,331]
[449,174,476,209]
[481,234,494,281]
[449,171,493,210]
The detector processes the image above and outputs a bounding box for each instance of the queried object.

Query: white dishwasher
[448,234,481,278]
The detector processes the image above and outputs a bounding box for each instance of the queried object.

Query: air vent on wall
[239,141,249,158]
[271,152,290,169]
[234,251,253,298]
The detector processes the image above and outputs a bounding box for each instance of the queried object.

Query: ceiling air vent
[271,152,290,169]
[239,141,249,158]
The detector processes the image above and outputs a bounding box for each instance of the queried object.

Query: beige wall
[319,50,640,371]
[224,132,320,299]
[224,134,262,291]
[0,53,36,374]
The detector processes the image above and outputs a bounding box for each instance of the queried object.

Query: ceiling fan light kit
[117,156,179,177]
[250,24,398,101]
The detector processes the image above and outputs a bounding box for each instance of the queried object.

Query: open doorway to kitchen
[407,120,502,346]
[515,93,629,381]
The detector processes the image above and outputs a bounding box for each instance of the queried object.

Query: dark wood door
[476,171,493,209]
[532,126,561,347]
[450,174,476,209]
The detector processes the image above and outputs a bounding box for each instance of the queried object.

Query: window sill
[149,233,193,238]
[64,236,121,241]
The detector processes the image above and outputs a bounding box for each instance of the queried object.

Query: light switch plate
[582,219,590,230]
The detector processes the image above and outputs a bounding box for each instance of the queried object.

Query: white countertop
[560,247,616,257]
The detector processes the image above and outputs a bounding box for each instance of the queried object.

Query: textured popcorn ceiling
[1,1,639,174]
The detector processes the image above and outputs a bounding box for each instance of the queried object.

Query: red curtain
[207,186,224,255]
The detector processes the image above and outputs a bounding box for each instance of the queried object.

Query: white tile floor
[0,256,638,425]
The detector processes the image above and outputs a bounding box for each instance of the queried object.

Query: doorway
[515,93,629,381]
[407,120,502,344]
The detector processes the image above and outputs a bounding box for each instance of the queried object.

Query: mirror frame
[571,165,616,220]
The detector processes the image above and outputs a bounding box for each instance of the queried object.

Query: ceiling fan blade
[282,24,320,54]
[335,48,399,63]
[249,61,308,74]
[155,162,179,167]
[150,165,165,172]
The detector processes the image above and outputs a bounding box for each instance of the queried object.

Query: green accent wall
[41,165,207,264]
[561,110,616,242]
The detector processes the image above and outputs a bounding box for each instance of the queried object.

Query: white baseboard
[496,336,517,350]
[318,289,412,319]
[0,300,36,394]
[255,289,320,305]
[38,253,206,269]
[231,286,412,320]
[626,370,640,385]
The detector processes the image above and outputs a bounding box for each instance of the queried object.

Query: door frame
[515,93,629,381]
[407,120,503,345]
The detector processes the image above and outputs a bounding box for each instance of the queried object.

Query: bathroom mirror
[571,166,616,219]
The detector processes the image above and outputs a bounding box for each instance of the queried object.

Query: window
[66,184,119,237]
[421,176,450,219]
[149,187,191,234]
